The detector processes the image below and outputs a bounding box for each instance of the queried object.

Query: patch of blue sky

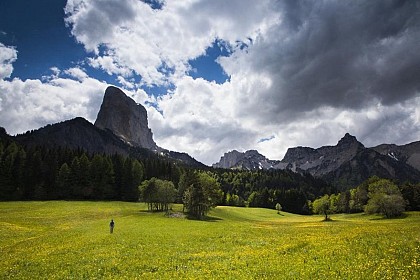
[142,83,175,97]
[188,39,231,84]
[0,0,87,81]
[145,100,163,115]
[142,0,165,10]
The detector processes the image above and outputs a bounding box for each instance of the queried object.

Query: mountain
[16,117,131,156]
[95,86,157,150]
[281,133,420,188]
[213,133,364,173]
[13,86,205,168]
[371,141,420,172]
[212,150,286,170]
[322,147,420,189]
[213,133,420,189]
[282,133,364,176]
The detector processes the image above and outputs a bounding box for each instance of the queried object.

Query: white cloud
[0,43,17,79]
[64,67,89,81]
[88,56,132,77]
[0,76,108,135]
[117,76,135,89]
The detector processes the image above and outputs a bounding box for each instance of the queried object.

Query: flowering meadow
[1,201,419,279]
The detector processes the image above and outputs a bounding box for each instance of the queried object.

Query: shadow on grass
[138,209,182,216]
[186,215,223,222]
[319,217,337,222]
[368,213,408,220]
[137,210,223,222]
[138,210,158,214]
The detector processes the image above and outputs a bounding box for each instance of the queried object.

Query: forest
[1,137,418,215]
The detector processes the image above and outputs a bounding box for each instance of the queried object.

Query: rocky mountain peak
[213,149,281,170]
[337,133,364,148]
[282,146,316,163]
[212,150,243,169]
[244,150,262,157]
[94,86,157,150]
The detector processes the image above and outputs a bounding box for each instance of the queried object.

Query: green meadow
[1,202,419,279]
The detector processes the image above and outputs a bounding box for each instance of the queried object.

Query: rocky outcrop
[282,133,365,176]
[94,86,157,150]
[213,150,282,170]
[213,150,243,169]
[93,86,204,167]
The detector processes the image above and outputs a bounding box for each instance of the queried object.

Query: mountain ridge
[213,133,420,189]
[371,141,420,171]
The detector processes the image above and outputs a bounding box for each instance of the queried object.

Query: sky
[0,0,419,166]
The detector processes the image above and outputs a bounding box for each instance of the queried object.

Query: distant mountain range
[213,133,420,189]
[2,85,419,189]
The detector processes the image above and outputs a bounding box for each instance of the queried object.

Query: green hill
[1,201,419,279]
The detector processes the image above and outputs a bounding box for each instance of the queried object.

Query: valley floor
[1,201,419,279]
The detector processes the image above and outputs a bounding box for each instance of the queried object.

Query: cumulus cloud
[0,43,17,79]
[146,76,260,161]
[0,74,108,135]
[64,67,89,81]
[64,0,278,86]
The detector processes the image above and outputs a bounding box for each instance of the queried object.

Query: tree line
[5,137,418,219]
[0,139,179,201]
[0,138,334,214]
[311,176,420,219]
[213,169,335,214]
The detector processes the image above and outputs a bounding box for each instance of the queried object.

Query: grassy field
[0,201,419,279]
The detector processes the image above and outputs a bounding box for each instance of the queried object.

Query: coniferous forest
[0,136,338,214]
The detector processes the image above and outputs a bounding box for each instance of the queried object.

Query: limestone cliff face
[212,150,281,170]
[213,150,243,169]
[94,86,157,150]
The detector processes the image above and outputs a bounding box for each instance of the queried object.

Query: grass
[1,201,419,279]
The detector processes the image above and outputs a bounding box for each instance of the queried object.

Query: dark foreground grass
[0,201,419,279]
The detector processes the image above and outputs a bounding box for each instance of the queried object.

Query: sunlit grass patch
[1,202,419,279]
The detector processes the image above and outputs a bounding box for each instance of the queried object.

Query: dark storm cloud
[247,0,420,119]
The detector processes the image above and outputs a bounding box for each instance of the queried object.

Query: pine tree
[56,163,71,199]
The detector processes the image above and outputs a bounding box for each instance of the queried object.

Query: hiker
[109,219,115,233]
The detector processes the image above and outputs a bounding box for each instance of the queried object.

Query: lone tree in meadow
[275,203,282,214]
[312,194,335,221]
[364,178,406,218]
[181,171,222,219]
